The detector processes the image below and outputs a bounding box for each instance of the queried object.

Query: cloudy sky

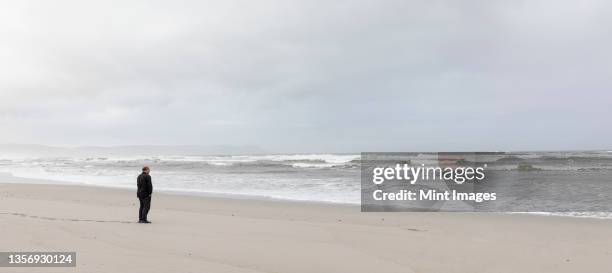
[0,0,610,152]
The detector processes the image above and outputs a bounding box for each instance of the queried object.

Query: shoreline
[0,172,360,207]
[2,172,611,220]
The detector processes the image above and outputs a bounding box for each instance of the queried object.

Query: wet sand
[1,182,611,273]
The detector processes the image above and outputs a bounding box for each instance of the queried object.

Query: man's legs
[141,196,151,222]
[138,197,145,221]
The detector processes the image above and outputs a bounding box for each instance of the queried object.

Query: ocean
[1,151,611,219]
[0,154,362,203]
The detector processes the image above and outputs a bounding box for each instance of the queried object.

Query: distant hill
[0,144,266,157]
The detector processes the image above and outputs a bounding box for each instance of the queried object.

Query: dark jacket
[137,172,153,198]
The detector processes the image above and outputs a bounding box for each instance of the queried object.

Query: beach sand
[0,182,611,273]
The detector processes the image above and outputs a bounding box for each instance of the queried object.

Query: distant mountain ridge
[0,144,266,157]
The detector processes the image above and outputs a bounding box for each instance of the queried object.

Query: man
[137,166,153,223]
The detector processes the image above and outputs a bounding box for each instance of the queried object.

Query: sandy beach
[0,181,611,273]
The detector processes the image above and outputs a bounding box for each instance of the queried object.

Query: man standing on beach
[137,166,153,223]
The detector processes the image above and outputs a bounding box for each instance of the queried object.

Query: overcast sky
[0,0,610,152]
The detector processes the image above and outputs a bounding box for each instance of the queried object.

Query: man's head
[142,166,150,174]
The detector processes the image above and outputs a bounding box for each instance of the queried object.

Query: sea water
[1,151,611,219]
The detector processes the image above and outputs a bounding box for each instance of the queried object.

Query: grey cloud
[0,0,610,152]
